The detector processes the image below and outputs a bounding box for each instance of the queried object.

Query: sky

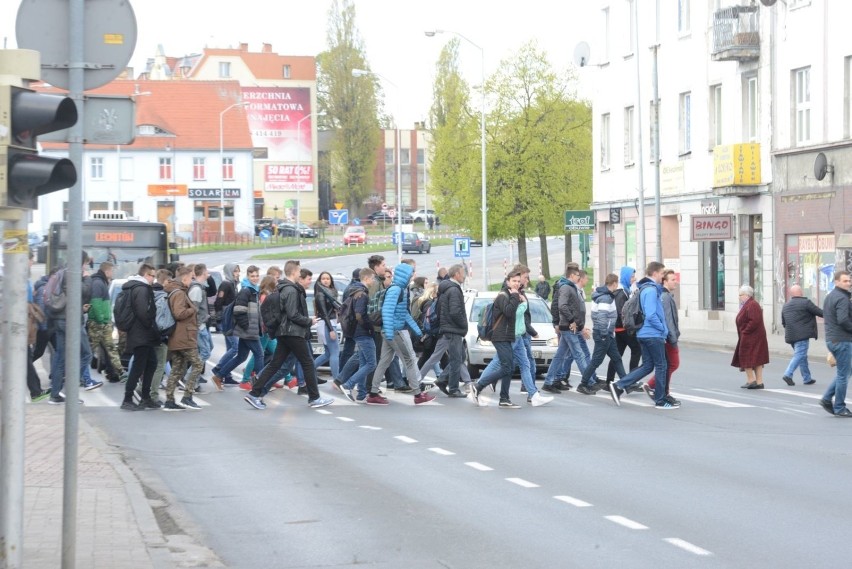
[2,0,597,126]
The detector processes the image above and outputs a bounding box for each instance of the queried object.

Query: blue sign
[259,229,271,241]
[392,231,405,245]
[353,218,360,225]
[329,209,349,225]
[454,237,471,258]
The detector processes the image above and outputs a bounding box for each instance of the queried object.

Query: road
[75,335,849,569]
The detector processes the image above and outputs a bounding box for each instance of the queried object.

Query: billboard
[241,87,312,162]
[265,164,313,192]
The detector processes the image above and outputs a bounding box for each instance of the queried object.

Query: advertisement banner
[264,165,314,192]
[690,214,734,241]
[242,87,311,162]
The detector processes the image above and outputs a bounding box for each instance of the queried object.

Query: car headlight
[477,338,493,347]
[547,337,559,347]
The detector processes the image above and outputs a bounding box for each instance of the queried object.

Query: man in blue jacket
[609,262,672,409]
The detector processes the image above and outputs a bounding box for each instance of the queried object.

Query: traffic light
[0,85,78,209]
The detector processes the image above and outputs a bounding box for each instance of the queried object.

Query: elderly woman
[732,285,770,389]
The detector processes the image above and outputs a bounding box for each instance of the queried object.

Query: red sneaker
[414,392,436,404]
[239,382,252,391]
[365,394,389,405]
[287,377,299,389]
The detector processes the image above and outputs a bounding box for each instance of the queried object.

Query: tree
[315,0,381,215]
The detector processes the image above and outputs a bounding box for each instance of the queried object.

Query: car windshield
[470,296,551,323]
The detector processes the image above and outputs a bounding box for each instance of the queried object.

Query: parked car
[278,222,318,238]
[367,211,414,224]
[254,218,274,236]
[408,209,439,223]
[402,232,431,254]
[343,226,367,245]
[463,290,559,378]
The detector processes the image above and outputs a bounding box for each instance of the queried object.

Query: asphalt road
[76,336,849,569]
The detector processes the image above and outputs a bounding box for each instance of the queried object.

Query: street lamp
[219,101,249,241]
[352,68,403,263]
[295,111,326,236]
[426,29,487,288]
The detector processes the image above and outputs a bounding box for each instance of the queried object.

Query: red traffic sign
[388,209,397,217]
[381,202,389,211]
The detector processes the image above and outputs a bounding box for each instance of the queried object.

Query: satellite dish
[760,0,777,6]
[573,42,592,68]
[814,152,832,181]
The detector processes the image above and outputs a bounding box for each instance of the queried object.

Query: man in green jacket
[86,261,126,383]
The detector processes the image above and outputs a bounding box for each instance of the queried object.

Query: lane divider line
[605,515,648,530]
[506,477,539,488]
[663,537,712,556]
[428,447,455,456]
[359,425,382,430]
[553,495,593,508]
[335,417,355,422]
[465,462,494,472]
[394,435,418,444]
[314,409,333,415]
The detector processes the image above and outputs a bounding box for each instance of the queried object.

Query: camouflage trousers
[86,321,124,376]
[166,348,202,401]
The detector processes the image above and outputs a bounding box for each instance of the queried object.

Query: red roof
[191,47,316,81]
[38,80,253,151]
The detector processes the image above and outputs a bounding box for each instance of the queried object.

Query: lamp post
[295,111,325,237]
[426,29,487,288]
[352,68,403,263]
[219,101,249,242]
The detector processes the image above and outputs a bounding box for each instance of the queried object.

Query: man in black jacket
[434,264,468,397]
[120,264,161,411]
[821,271,852,416]
[781,284,823,386]
[245,260,333,410]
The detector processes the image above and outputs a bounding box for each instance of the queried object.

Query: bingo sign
[265,165,313,192]
[691,214,734,241]
[564,210,595,231]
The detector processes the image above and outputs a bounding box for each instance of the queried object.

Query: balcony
[712,5,759,62]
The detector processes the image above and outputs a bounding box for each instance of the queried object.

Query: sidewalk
[19,405,222,569]
[679,326,829,361]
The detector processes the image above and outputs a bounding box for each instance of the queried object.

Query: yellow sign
[103,34,124,45]
[713,143,761,187]
[334,202,344,210]
[2,230,28,254]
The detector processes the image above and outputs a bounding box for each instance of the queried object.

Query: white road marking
[763,389,822,400]
[395,435,418,444]
[335,416,355,422]
[465,462,493,471]
[359,425,382,430]
[605,515,648,530]
[664,537,712,556]
[428,447,455,456]
[506,477,539,488]
[553,495,592,508]
[674,394,753,408]
[314,409,333,415]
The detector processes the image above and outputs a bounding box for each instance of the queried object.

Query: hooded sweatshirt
[380,263,421,341]
[233,276,261,340]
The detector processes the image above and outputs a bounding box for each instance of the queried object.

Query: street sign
[609,207,622,224]
[329,209,349,225]
[564,210,595,231]
[334,202,344,209]
[38,95,136,144]
[392,231,404,245]
[381,202,389,211]
[259,229,271,241]
[388,209,396,218]
[454,237,471,258]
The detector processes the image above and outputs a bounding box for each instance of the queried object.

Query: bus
[47,220,177,279]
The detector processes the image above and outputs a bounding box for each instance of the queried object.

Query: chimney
[262,43,272,53]
[239,42,248,51]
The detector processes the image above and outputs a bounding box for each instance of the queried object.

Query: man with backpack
[542,263,579,394]
[542,263,589,394]
[47,251,103,404]
[365,255,405,391]
[162,267,204,410]
[335,268,377,401]
[245,260,333,410]
[187,264,217,388]
[433,264,468,397]
[119,264,162,411]
[577,273,625,394]
[87,261,126,382]
[212,266,264,389]
[338,268,363,372]
[609,262,672,409]
[212,263,240,386]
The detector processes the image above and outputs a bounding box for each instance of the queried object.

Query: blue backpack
[476,293,505,341]
[422,300,440,336]
[220,301,236,336]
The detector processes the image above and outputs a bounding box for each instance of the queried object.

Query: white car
[407,209,438,223]
[463,290,559,378]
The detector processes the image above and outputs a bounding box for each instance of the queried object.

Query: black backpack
[113,289,135,332]
[621,284,652,334]
[338,289,365,338]
[260,289,283,335]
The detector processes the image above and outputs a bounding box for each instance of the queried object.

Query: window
[400,149,410,164]
[745,75,759,142]
[222,157,234,180]
[602,7,610,63]
[385,148,394,165]
[794,67,811,145]
[701,241,726,310]
[710,84,722,148]
[601,113,611,170]
[282,64,291,79]
[219,62,230,78]
[90,157,104,179]
[678,0,690,34]
[159,157,172,180]
[416,148,425,165]
[623,106,635,165]
[193,157,206,180]
[739,214,763,303]
[625,0,636,56]
[679,91,692,155]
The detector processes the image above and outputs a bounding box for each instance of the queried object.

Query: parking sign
[454,237,471,258]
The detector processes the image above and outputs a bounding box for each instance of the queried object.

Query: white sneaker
[530,392,553,407]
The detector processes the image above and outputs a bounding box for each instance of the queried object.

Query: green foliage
[315,0,380,216]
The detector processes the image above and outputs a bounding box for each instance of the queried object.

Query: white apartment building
[589,0,852,333]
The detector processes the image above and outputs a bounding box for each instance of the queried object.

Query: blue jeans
[214,334,239,375]
[581,332,625,386]
[313,326,340,380]
[522,334,537,379]
[544,333,573,385]
[339,336,356,371]
[343,335,377,399]
[480,336,539,396]
[217,338,264,380]
[50,320,93,396]
[615,337,667,404]
[477,340,515,400]
[783,339,812,382]
[197,327,213,364]
[564,331,590,375]
[825,341,851,413]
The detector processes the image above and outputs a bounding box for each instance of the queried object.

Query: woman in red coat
[732,285,770,389]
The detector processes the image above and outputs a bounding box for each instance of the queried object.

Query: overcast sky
[3,0,597,126]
